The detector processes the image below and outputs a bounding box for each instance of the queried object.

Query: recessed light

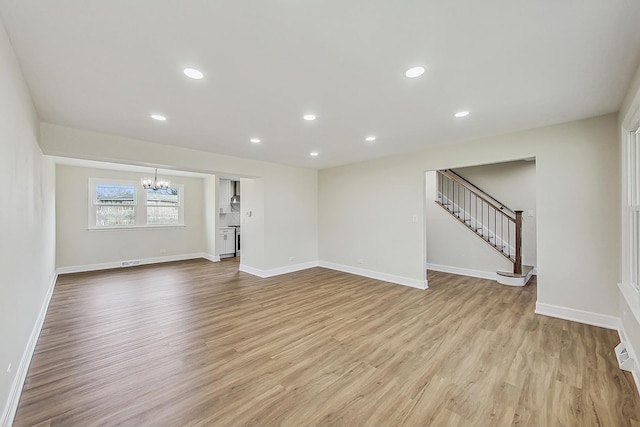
[150,114,167,121]
[454,111,470,118]
[365,136,376,142]
[303,114,317,121]
[405,66,425,78]
[183,68,204,79]
[310,151,319,157]
[250,138,261,143]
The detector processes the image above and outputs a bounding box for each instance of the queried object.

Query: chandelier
[142,169,170,190]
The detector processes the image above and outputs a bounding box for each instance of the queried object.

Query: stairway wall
[426,171,512,276]
[452,160,537,267]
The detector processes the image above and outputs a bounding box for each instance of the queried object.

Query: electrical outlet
[160,249,167,255]
[6,363,11,373]
[289,256,295,261]
[412,214,418,223]
[357,258,364,264]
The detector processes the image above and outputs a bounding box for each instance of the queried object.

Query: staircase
[435,169,533,286]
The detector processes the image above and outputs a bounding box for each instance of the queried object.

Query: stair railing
[436,169,523,275]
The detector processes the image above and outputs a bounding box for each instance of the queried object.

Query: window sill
[620,282,640,325]
[87,225,186,231]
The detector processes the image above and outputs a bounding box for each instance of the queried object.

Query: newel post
[514,211,523,275]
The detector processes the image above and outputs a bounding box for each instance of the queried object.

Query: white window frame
[625,128,640,292]
[145,185,184,227]
[88,177,185,230]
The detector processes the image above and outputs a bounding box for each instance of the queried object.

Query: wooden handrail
[440,169,516,217]
[439,169,515,222]
[436,170,523,277]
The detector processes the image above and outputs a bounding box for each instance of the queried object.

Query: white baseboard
[319,261,428,290]
[426,263,497,281]
[201,253,220,263]
[56,253,211,274]
[239,260,428,290]
[535,302,620,330]
[617,328,640,397]
[1,271,57,427]
[239,261,320,278]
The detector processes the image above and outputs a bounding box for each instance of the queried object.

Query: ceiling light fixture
[303,114,317,121]
[250,138,261,143]
[310,151,319,157]
[365,136,376,142]
[454,111,470,118]
[142,169,170,190]
[183,68,204,79]
[150,114,167,121]
[405,66,425,78]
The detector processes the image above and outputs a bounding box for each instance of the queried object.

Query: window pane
[96,205,135,226]
[635,132,640,206]
[146,188,179,205]
[96,184,135,205]
[632,210,640,291]
[147,206,179,225]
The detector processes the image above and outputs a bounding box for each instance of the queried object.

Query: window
[89,178,184,229]
[628,129,640,291]
[94,183,136,227]
[146,187,180,225]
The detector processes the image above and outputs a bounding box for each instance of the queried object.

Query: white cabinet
[218,228,235,256]
[219,179,231,214]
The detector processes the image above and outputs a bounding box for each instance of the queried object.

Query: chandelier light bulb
[142,169,170,190]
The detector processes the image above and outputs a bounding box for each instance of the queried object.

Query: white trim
[619,282,640,324]
[535,302,620,330]
[87,177,185,229]
[617,327,640,397]
[56,253,210,274]
[496,268,534,287]
[618,282,640,396]
[239,261,319,278]
[201,253,220,263]
[239,260,429,290]
[427,263,496,281]
[87,225,186,231]
[617,290,640,395]
[319,261,428,290]
[1,271,57,427]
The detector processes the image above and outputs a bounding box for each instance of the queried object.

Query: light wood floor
[13,259,640,426]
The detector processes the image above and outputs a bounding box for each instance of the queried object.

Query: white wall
[241,178,265,268]
[264,173,318,268]
[203,175,218,258]
[319,114,620,317]
[55,165,206,269]
[0,19,56,425]
[39,123,319,274]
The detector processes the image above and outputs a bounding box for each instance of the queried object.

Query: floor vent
[615,342,634,372]
[121,260,140,267]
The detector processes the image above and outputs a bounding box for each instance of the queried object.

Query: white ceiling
[1,1,640,170]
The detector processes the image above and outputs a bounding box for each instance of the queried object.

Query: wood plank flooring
[13,259,640,426]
